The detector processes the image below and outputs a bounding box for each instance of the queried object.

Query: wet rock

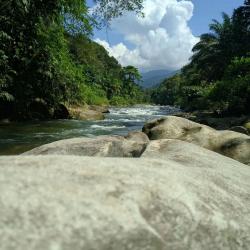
[68,106,105,121]
[89,105,110,114]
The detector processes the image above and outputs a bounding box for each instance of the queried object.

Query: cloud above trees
[95,0,199,71]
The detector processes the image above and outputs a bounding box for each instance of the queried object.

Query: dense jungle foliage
[0,0,145,120]
[151,0,250,116]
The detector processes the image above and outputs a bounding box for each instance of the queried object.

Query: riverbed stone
[68,105,105,120]
[23,135,147,157]
[143,116,250,165]
[0,154,250,250]
[125,131,150,143]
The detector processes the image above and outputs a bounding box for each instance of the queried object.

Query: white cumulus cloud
[95,0,199,71]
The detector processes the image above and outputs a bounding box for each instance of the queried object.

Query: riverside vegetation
[0,0,146,121]
[151,0,250,116]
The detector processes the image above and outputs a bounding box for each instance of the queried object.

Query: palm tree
[190,13,233,82]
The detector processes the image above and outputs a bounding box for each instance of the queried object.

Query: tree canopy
[0,0,145,120]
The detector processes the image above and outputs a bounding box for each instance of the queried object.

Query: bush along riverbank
[1,116,250,250]
[150,1,250,119]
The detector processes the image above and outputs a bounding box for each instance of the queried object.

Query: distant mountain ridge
[140,69,177,89]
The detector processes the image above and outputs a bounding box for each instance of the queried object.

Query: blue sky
[188,0,244,36]
[88,0,244,71]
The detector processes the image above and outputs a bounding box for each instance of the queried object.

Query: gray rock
[0,154,250,250]
[142,139,243,167]
[23,135,147,158]
[68,106,105,121]
[125,131,150,143]
[143,116,250,165]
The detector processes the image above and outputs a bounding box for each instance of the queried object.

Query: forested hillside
[151,0,250,116]
[0,0,145,120]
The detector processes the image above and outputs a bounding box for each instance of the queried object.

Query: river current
[0,105,180,155]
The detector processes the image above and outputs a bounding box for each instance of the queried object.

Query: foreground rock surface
[0,154,250,250]
[143,116,250,165]
[23,135,148,157]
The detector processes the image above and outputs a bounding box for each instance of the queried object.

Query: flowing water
[0,105,180,155]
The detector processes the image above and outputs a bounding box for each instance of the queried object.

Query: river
[0,105,180,155]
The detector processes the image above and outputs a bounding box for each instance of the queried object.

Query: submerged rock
[143,116,250,165]
[0,154,249,250]
[23,135,148,158]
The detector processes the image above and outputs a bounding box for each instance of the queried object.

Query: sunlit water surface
[0,105,180,155]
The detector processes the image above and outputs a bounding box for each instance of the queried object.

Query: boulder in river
[143,116,250,165]
[125,131,150,143]
[68,105,105,120]
[142,138,244,167]
[23,135,148,157]
[0,154,250,250]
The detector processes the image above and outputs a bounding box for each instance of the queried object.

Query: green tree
[189,13,233,82]
[122,66,142,97]
[0,0,146,119]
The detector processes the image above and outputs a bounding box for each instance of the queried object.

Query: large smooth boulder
[23,135,147,157]
[142,139,244,167]
[143,116,250,165]
[125,131,150,143]
[0,154,250,250]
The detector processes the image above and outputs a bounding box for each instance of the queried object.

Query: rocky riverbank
[66,105,109,120]
[0,102,109,123]
[174,111,250,135]
[0,116,250,250]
